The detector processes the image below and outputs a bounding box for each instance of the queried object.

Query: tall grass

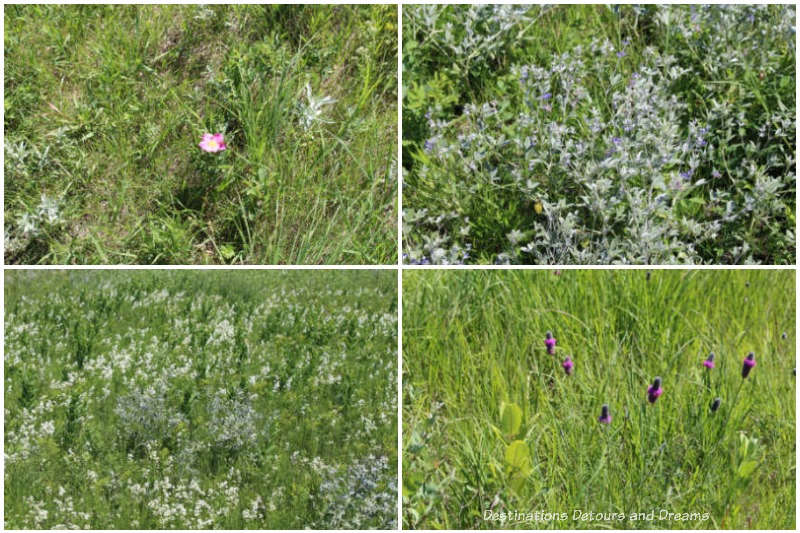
[403,269,795,529]
[5,5,397,264]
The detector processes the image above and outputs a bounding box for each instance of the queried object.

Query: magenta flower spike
[742,352,756,378]
[647,376,663,404]
[545,331,556,355]
[199,133,227,153]
[703,352,715,369]
[562,356,574,376]
[598,404,612,424]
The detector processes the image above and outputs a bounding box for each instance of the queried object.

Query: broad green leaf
[504,439,531,473]
[737,460,758,478]
[500,401,522,437]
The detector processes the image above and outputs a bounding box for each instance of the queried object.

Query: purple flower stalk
[545,331,556,355]
[742,352,756,378]
[598,404,612,424]
[647,377,663,403]
[703,352,715,369]
[562,356,574,376]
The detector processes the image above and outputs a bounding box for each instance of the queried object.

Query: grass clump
[5,5,397,264]
[5,270,397,528]
[402,5,795,264]
[403,269,795,529]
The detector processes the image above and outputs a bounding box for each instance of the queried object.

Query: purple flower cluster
[544,331,557,355]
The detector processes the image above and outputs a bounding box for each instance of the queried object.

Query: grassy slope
[403,270,795,529]
[4,270,397,528]
[5,5,397,264]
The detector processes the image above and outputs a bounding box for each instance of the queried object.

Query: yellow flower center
[207,139,218,149]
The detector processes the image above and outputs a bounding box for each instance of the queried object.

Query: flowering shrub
[403,5,795,264]
[312,454,397,529]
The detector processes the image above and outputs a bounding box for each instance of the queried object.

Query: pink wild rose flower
[199,133,227,153]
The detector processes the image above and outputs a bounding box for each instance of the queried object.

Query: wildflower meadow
[403,269,795,529]
[4,270,397,528]
[402,5,796,264]
[4,5,397,264]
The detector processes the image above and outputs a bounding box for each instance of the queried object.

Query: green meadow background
[403,269,795,529]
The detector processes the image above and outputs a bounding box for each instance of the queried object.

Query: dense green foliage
[403,269,795,528]
[403,5,795,264]
[5,5,397,264]
[5,270,397,528]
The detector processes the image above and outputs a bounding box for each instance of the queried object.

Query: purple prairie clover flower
[199,133,227,153]
[711,397,721,412]
[562,356,574,376]
[703,352,715,369]
[612,136,622,145]
[647,377,663,404]
[540,92,552,101]
[544,331,556,355]
[598,404,612,424]
[616,50,626,58]
[742,352,756,378]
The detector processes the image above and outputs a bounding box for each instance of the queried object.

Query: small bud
[742,352,756,378]
[703,352,715,369]
[782,332,788,340]
[710,397,721,412]
[598,404,612,424]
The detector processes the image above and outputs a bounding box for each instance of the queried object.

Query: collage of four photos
[3,4,797,530]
